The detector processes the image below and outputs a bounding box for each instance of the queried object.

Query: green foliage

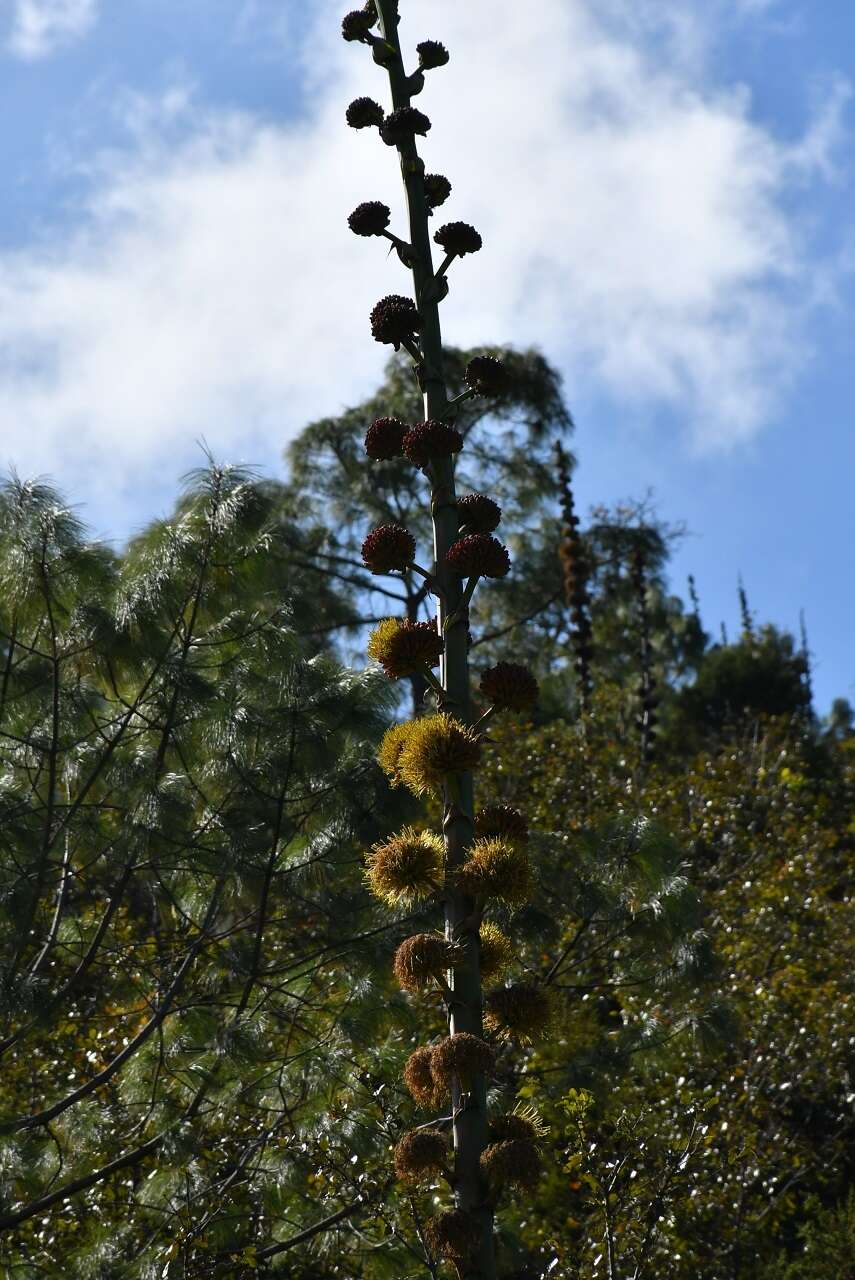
[0,406,851,1278]
[765,1191,855,1280]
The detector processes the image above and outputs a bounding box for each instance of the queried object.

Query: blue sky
[0,0,852,713]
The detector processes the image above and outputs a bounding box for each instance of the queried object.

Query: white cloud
[7,0,98,59]
[0,0,847,532]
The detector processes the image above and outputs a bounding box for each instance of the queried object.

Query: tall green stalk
[347,3,544,1273]
[371,3,492,1270]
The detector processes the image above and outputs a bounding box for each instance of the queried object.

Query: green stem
[373,4,495,1275]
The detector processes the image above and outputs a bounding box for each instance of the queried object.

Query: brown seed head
[424,173,452,211]
[431,1032,495,1088]
[416,39,450,69]
[369,294,420,348]
[480,1138,541,1192]
[341,9,376,41]
[403,1046,443,1108]
[490,1107,548,1143]
[380,106,432,146]
[424,1209,479,1262]
[393,1128,448,1182]
[393,933,461,993]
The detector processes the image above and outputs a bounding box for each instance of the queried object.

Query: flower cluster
[367,617,443,678]
[380,105,432,147]
[483,983,552,1042]
[480,1138,541,1192]
[393,933,461,993]
[465,354,507,396]
[364,415,408,459]
[361,523,416,573]
[446,534,511,580]
[478,922,514,981]
[341,8,376,42]
[394,1129,449,1183]
[456,837,533,905]
[424,172,452,211]
[424,1210,479,1263]
[417,40,450,69]
[365,827,443,905]
[369,294,420,348]
[435,221,482,257]
[458,493,501,534]
[346,96,384,129]
[475,804,528,845]
[431,1032,495,1087]
[348,200,390,236]
[402,419,463,467]
[378,714,481,797]
[479,661,539,713]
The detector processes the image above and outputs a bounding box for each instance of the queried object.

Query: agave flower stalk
[351,0,494,1271]
[373,34,491,1280]
[346,5,550,1273]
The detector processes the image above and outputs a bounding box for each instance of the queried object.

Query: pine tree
[0,467,395,1270]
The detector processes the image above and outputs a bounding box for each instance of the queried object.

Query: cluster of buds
[630,547,659,763]
[556,440,594,712]
[343,3,549,1268]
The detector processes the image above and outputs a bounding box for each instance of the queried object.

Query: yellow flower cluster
[456,836,533,905]
[364,827,443,905]
[377,714,481,796]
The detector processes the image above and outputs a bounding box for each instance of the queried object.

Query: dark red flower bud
[380,106,431,146]
[402,419,463,467]
[480,662,539,712]
[362,524,417,574]
[465,355,507,396]
[424,173,452,212]
[370,294,421,348]
[434,221,482,257]
[417,40,450,69]
[341,8,376,41]
[348,201,391,236]
[446,534,510,580]
[346,97,384,129]
[364,417,409,460]
[458,493,501,534]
